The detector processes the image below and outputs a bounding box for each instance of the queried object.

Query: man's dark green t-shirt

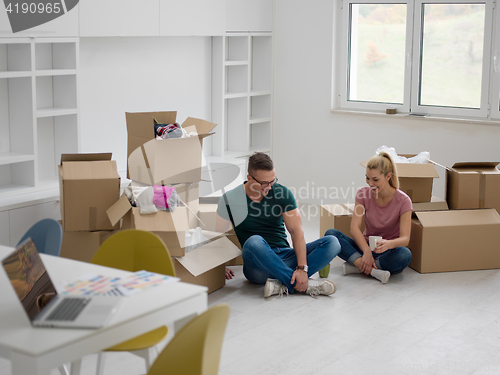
[217,182,298,249]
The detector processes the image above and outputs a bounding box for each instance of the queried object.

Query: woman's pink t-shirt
[355,187,412,242]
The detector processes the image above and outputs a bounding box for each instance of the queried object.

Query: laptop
[2,238,122,329]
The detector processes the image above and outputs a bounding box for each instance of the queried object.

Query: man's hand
[225,267,235,280]
[291,269,309,292]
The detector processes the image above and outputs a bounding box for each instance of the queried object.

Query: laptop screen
[2,238,57,321]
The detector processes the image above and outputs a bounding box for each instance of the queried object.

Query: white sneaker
[264,279,289,298]
[306,279,337,298]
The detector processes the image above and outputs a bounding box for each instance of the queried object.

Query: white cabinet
[0,3,79,37]
[0,37,79,198]
[211,33,273,158]
[0,211,9,246]
[160,0,226,36]
[79,0,160,37]
[9,200,61,246]
[226,0,273,32]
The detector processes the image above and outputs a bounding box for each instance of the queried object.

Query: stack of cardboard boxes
[320,155,500,273]
[59,111,241,293]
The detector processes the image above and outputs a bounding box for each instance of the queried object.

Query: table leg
[10,352,51,375]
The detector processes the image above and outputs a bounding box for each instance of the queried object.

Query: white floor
[2,205,500,375]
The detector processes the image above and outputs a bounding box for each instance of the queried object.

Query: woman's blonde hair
[366,151,399,189]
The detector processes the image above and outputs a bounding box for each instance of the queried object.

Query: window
[338,0,500,120]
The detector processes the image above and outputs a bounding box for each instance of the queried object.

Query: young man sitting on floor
[216,152,340,298]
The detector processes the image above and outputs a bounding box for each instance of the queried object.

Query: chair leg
[131,347,157,371]
[70,359,82,375]
[96,353,106,375]
[58,364,70,375]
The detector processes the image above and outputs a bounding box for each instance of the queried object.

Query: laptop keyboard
[46,297,91,321]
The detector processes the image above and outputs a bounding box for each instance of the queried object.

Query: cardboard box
[198,203,218,231]
[412,196,448,213]
[361,154,439,203]
[107,195,194,257]
[409,209,500,273]
[446,162,500,213]
[126,112,216,185]
[173,236,241,293]
[319,203,365,238]
[320,199,446,237]
[198,202,243,265]
[58,153,121,231]
[60,230,117,263]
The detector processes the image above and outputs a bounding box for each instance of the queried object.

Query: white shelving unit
[0,38,79,198]
[211,32,273,160]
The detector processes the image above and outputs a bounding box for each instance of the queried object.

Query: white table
[0,245,208,375]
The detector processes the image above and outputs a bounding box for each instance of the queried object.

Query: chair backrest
[17,218,63,257]
[91,229,176,276]
[148,304,230,375]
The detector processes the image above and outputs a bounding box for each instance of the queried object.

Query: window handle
[494,55,498,73]
[406,53,411,69]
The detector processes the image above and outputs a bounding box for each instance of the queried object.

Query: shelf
[249,90,272,96]
[37,107,78,118]
[0,71,31,79]
[35,69,77,77]
[224,60,249,66]
[0,38,78,199]
[0,152,35,166]
[224,92,248,99]
[225,35,249,61]
[250,121,271,151]
[0,42,31,72]
[249,117,271,124]
[211,33,272,159]
[226,64,248,94]
[35,42,77,70]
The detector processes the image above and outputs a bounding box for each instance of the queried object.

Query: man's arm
[282,208,308,292]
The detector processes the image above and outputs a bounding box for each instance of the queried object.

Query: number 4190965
[5,2,62,14]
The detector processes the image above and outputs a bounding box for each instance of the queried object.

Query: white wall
[79,37,212,174]
[273,0,500,205]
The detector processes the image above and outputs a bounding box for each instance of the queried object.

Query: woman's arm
[373,210,412,253]
[350,201,376,273]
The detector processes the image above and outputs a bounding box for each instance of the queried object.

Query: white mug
[369,236,383,251]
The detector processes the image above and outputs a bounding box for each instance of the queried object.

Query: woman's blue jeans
[324,228,411,275]
[242,235,340,293]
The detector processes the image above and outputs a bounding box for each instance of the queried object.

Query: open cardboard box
[320,197,447,237]
[198,202,243,265]
[107,194,193,257]
[126,112,216,185]
[106,195,241,293]
[319,203,365,238]
[173,235,241,293]
[360,154,439,203]
[58,153,121,232]
[409,208,500,273]
[446,162,500,213]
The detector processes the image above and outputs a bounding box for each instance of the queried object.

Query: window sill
[331,109,500,126]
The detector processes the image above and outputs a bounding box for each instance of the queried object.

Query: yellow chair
[90,229,176,374]
[148,304,230,375]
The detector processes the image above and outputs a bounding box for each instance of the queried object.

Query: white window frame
[337,0,499,121]
[491,3,500,119]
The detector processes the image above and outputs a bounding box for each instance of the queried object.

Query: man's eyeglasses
[250,175,278,188]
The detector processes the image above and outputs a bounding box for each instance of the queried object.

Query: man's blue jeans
[324,228,411,275]
[242,235,340,293]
